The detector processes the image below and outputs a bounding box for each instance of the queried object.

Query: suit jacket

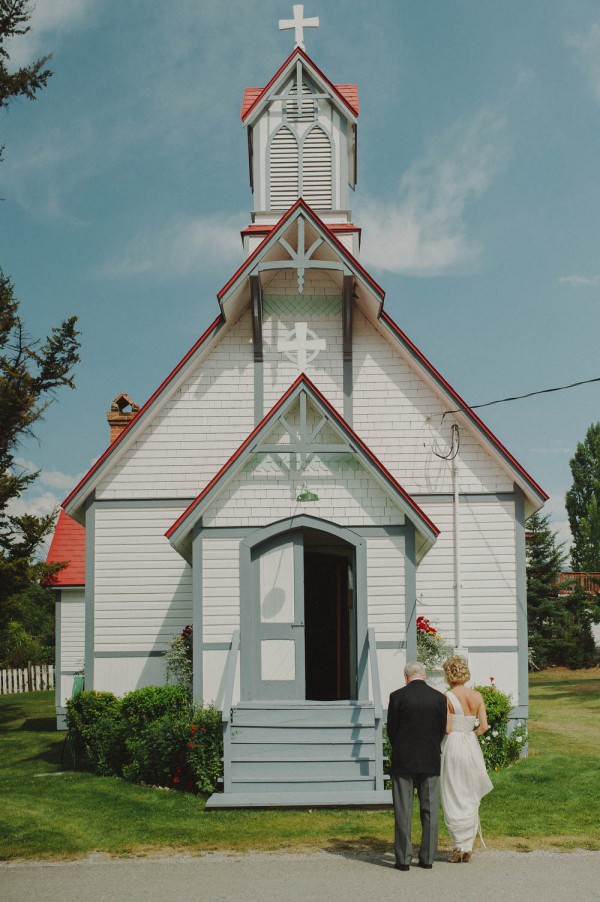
[387,679,447,775]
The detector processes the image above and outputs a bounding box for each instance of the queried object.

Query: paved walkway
[2,850,599,902]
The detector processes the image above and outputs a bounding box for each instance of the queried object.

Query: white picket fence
[0,663,55,694]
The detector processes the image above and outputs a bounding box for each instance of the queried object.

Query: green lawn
[0,669,598,860]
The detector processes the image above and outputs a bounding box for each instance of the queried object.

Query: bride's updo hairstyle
[443,656,470,686]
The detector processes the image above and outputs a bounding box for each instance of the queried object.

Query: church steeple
[240,12,359,257]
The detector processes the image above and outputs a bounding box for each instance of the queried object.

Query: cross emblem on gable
[277,322,326,369]
[279,4,320,51]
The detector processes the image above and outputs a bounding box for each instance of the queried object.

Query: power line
[445,376,600,416]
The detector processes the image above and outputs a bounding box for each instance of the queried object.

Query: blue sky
[3,0,600,555]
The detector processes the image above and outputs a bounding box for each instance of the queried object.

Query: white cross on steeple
[279,4,319,51]
[278,323,326,369]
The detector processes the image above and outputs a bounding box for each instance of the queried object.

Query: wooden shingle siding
[96,313,254,499]
[203,538,241,641]
[302,127,332,209]
[352,312,514,494]
[94,507,191,651]
[269,127,299,210]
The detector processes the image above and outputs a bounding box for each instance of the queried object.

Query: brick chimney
[107,393,140,443]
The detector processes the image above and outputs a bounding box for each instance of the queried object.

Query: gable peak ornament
[278,322,326,369]
[279,4,319,51]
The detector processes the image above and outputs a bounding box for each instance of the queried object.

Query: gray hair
[404,661,426,679]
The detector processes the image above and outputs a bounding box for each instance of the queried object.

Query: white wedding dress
[441,690,494,852]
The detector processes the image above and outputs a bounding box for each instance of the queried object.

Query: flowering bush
[66,683,223,794]
[164,625,193,697]
[416,616,453,671]
[475,677,527,772]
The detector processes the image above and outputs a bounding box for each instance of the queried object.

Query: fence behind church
[0,663,55,694]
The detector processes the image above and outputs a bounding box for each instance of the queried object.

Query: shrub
[66,684,223,794]
[475,677,527,772]
[120,684,189,729]
[65,690,120,765]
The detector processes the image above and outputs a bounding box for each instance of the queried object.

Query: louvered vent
[287,79,315,121]
[302,127,332,209]
[270,127,299,210]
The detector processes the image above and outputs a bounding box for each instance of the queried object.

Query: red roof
[46,510,86,586]
[241,48,359,122]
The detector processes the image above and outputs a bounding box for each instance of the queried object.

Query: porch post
[404,522,418,662]
[192,521,204,703]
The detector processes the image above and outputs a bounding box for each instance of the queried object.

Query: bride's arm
[474,693,489,736]
[446,698,453,734]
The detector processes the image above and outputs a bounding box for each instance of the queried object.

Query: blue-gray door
[246,528,358,702]
[250,532,306,700]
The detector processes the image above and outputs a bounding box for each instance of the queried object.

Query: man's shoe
[418,861,433,869]
[394,863,410,871]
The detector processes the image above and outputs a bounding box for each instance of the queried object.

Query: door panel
[251,533,305,699]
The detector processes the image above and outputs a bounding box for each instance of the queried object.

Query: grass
[0,669,598,861]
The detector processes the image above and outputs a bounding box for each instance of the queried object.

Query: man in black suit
[386,660,448,870]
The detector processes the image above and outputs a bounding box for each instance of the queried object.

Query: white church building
[50,8,547,807]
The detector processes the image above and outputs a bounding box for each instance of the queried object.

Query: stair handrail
[367,627,382,721]
[222,629,240,725]
[367,627,384,792]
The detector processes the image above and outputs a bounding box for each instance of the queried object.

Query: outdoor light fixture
[296,486,319,502]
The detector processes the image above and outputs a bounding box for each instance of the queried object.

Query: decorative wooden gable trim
[218,199,384,320]
[241,48,358,126]
[166,373,439,562]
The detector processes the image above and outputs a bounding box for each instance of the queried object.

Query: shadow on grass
[19,717,57,732]
[0,700,28,726]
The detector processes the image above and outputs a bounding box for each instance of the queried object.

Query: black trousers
[391,773,440,866]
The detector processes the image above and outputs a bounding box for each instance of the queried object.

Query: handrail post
[367,627,384,792]
[221,629,240,794]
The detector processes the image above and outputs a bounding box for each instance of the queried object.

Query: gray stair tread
[205,790,392,809]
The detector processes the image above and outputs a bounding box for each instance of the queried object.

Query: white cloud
[4,0,95,68]
[559,274,600,287]
[10,460,86,522]
[95,213,245,278]
[356,108,508,276]
[566,22,600,101]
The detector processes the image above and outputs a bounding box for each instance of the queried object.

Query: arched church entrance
[241,518,363,703]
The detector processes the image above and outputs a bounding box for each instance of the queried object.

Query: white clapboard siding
[352,311,515,495]
[270,127,299,210]
[94,507,192,651]
[60,594,85,672]
[287,79,315,122]
[203,538,241,642]
[96,313,255,499]
[302,126,332,209]
[367,535,405,641]
[416,499,517,646]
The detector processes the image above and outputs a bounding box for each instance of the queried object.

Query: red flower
[191,725,197,735]
[490,676,495,682]
[188,742,194,748]
[173,776,180,783]
[176,766,182,773]
[200,727,207,733]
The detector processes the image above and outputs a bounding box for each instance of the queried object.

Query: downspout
[453,456,468,659]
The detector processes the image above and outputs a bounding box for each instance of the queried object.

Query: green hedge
[65,685,223,793]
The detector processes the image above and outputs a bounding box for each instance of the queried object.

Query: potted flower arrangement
[416,616,453,688]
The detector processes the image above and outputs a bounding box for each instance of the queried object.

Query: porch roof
[166,374,439,562]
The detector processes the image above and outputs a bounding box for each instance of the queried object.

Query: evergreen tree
[566,422,600,571]
[0,2,80,664]
[526,513,597,669]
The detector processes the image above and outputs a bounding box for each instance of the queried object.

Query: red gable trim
[166,374,438,542]
[218,199,383,303]
[63,316,222,510]
[241,48,359,123]
[380,311,548,502]
[45,510,86,586]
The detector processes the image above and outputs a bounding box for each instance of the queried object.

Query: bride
[441,656,493,862]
